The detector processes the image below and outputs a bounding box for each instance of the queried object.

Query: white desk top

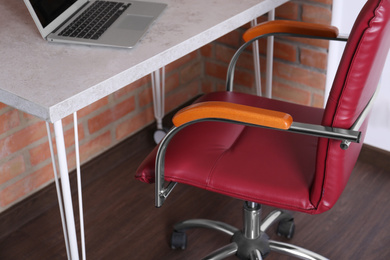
[0,0,288,123]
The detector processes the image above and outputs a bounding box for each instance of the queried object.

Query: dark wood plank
[359,144,390,172]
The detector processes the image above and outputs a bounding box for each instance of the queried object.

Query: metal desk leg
[73,112,86,260]
[251,10,275,98]
[251,19,262,96]
[151,67,167,143]
[51,119,80,260]
[265,9,275,98]
[46,122,71,260]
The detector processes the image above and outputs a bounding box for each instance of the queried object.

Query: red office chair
[136,0,390,259]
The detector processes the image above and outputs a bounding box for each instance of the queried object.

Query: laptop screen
[29,0,77,28]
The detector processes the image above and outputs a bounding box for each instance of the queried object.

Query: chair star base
[171,202,328,260]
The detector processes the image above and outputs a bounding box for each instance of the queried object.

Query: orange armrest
[172,101,293,130]
[243,20,339,42]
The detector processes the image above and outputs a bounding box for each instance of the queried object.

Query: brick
[273,61,326,90]
[272,81,311,105]
[139,87,154,108]
[216,82,227,92]
[312,93,325,108]
[0,156,25,185]
[180,60,202,84]
[67,131,112,169]
[205,61,227,81]
[300,47,328,70]
[88,97,135,134]
[0,103,7,110]
[241,22,251,30]
[165,81,200,112]
[234,69,255,89]
[237,50,258,71]
[0,109,20,135]
[200,44,213,58]
[274,41,298,63]
[0,164,53,207]
[201,79,214,93]
[79,131,112,163]
[61,114,74,127]
[166,51,198,73]
[78,97,109,118]
[216,30,242,47]
[0,121,47,160]
[61,97,109,127]
[22,112,37,121]
[116,106,155,140]
[254,16,269,25]
[114,76,150,99]
[215,44,236,65]
[302,4,332,25]
[139,73,181,109]
[63,123,85,148]
[163,73,180,93]
[29,123,84,166]
[29,142,51,167]
[241,44,268,71]
[276,2,299,20]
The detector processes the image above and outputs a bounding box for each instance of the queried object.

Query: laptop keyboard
[59,1,131,40]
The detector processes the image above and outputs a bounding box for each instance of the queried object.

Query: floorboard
[0,125,390,259]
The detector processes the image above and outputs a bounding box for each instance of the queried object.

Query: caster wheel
[170,231,187,250]
[277,219,295,239]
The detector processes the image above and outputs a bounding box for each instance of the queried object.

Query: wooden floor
[1,124,390,259]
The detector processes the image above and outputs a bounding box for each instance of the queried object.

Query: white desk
[0,0,288,259]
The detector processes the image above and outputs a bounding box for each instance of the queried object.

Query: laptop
[23,0,167,48]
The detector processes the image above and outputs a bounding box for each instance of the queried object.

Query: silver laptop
[24,0,167,48]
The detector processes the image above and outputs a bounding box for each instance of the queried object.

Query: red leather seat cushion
[136,92,325,213]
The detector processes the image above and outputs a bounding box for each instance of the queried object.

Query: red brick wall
[0,0,332,212]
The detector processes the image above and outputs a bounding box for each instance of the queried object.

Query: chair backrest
[311,0,390,213]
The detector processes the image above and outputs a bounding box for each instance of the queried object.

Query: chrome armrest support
[226,33,348,92]
[288,122,360,143]
[337,33,349,41]
[155,126,184,207]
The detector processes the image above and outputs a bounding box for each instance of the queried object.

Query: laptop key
[59,1,131,40]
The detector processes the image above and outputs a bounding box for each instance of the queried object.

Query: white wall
[326,0,390,151]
